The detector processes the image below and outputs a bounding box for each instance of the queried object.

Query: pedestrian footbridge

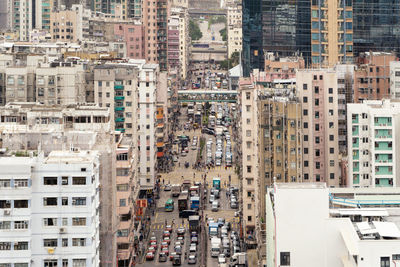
[178,90,238,102]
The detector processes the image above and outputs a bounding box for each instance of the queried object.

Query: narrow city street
[138,101,241,266]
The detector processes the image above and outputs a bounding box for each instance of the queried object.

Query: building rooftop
[45,149,99,164]
[275,182,327,189]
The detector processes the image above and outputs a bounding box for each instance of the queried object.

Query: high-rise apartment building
[347,99,400,188]
[390,61,400,99]
[167,15,180,70]
[310,0,354,67]
[297,69,341,186]
[353,52,397,103]
[227,1,242,58]
[93,64,138,137]
[0,149,101,267]
[243,0,400,72]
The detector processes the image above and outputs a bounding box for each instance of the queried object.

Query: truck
[190,196,200,210]
[213,177,221,190]
[209,222,219,239]
[230,253,247,267]
[189,186,200,196]
[188,215,200,232]
[171,184,181,197]
[210,237,221,257]
[194,111,202,125]
[178,193,188,211]
[182,180,191,191]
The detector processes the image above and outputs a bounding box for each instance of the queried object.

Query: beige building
[50,9,78,42]
[311,0,354,67]
[36,63,85,105]
[297,69,341,186]
[239,71,302,249]
[174,7,190,79]
[226,1,242,58]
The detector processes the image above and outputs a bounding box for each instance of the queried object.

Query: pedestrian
[165,219,167,225]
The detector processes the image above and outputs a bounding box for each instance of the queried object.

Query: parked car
[146,252,155,260]
[159,252,168,262]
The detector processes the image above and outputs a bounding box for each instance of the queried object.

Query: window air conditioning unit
[3,210,10,215]
[60,227,66,233]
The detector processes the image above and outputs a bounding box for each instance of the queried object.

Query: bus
[165,199,174,212]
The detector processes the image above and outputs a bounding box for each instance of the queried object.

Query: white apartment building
[171,7,189,79]
[266,183,400,267]
[135,61,159,188]
[239,79,259,247]
[226,1,242,58]
[0,149,100,267]
[347,99,400,188]
[390,61,400,99]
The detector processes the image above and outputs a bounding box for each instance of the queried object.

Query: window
[14,264,28,267]
[119,199,126,206]
[0,179,11,188]
[247,216,252,222]
[393,254,400,260]
[315,137,320,144]
[329,88,333,94]
[62,239,68,247]
[304,122,308,129]
[62,197,68,206]
[72,238,86,247]
[330,148,334,154]
[380,257,390,267]
[304,135,308,141]
[329,135,334,141]
[280,252,290,266]
[330,173,335,179]
[329,97,333,103]
[304,148,308,154]
[314,86,319,94]
[0,242,11,250]
[14,221,28,229]
[315,124,319,131]
[44,218,58,226]
[14,241,28,250]
[117,184,129,191]
[247,166,252,173]
[62,176,68,185]
[304,161,309,167]
[0,200,11,209]
[72,177,86,185]
[117,229,129,237]
[316,162,320,169]
[14,179,28,187]
[246,92,250,100]
[44,197,57,206]
[116,168,129,176]
[0,221,11,229]
[303,96,308,103]
[14,200,28,208]
[330,160,335,167]
[43,239,58,247]
[62,218,68,226]
[117,153,128,161]
[304,173,309,180]
[44,260,58,267]
[303,84,307,90]
[247,204,252,210]
[316,149,320,156]
[72,197,86,206]
[72,259,86,267]
[303,109,308,116]
[72,218,86,226]
[315,99,319,106]
[44,176,58,185]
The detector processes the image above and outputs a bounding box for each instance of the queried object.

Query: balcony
[114,85,124,90]
[115,96,125,100]
[115,107,125,111]
[115,117,125,122]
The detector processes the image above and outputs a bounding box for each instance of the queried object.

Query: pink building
[168,16,180,70]
[297,69,341,187]
[114,23,144,59]
[115,137,136,265]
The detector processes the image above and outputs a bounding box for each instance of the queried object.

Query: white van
[212,200,219,212]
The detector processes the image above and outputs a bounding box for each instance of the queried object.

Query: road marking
[155,212,159,222]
